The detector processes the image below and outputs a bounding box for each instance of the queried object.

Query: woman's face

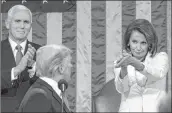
[128,30,149,60]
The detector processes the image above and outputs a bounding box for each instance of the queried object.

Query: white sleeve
[141,52,169,80]
[11,67,18,81]
[114,61,129,94]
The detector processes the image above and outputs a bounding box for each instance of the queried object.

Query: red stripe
[151,1,167,52]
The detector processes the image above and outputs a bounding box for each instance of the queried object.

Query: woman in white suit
[114,19,169,112]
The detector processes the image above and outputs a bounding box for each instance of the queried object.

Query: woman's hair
[124,19,158,57]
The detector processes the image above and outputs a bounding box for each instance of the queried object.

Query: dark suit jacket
[17,78,70,112]
[1,38,41,112]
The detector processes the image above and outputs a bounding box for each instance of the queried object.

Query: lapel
[36,78,70,113]
[2,39,30,66]
[2,39,16,67]
[24,40,29,55]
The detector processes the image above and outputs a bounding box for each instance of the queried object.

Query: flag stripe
[32,12,47,46]
[167,1,171,92]
[151,1,167,52]
[136,1,151,22]
[27,27,32,42]
[1,13,8,40]
[47,13,62,45]
[91,1,106,97]
[76,1,92,112]
[62,12,77,112]
[106,1,122,83]
[122,1,136,49]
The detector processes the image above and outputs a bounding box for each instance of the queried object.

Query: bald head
[7,5,32,23]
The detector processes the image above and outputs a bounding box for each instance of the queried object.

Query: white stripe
[1,13,7,41]
[76,1,92,112]
[136,1,151,22]
[106,1,122,83]
[47,13,62,45]
[27,13,32,42]
[167,1,171,92]
[1,13,2,41]
[27,27,32,42]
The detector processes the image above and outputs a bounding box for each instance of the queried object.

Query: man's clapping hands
[13,44,36,78]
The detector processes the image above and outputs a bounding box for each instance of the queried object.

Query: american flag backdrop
[1,0,171,112]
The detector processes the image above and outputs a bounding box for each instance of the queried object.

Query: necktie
[15,45,23,85]
[15,45,23,65]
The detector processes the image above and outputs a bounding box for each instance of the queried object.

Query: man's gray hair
[7,5,32,23]
[36,44,72,78]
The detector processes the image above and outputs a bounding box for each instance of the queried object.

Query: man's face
[6,10,31,42]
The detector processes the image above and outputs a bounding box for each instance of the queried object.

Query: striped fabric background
[1,1,171,112]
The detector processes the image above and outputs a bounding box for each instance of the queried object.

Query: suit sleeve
[141,52,169,82]
[21,92,51,112]
[113,61,129,94]
[1,69,13,89]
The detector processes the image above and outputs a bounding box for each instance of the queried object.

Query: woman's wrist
[136,63,145,71]
[120,66,127,79]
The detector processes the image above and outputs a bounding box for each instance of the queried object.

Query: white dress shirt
[8,38,27,81]
[40,77,62,99]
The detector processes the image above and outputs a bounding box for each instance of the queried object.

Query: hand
[28,61,36,78]
[27,44,36,67]
[122,50,132,57]
[115,50,131,79]
[116,55,145,71]
[115,50,132,67]
[13,44,36,77]
[136,73,147,87]
[115,55,131,68]
[129,57,145,71]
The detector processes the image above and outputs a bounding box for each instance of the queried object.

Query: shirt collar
[8,37,27,53]
[40,77,62,98]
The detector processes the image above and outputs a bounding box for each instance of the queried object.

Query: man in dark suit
[1,5,40,112]
[17,44,72,112]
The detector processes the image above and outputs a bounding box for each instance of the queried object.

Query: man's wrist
[13,66,21,77]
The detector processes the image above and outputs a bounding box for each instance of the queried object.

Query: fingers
[115,50,132,68]
[122,50,131,57]
[27,44,36,58]
[115,55,130,68]
[115,57,126,68]
[28,60,35,67]
[116,55,123,64]
[26,44,36,63]
[20,44,36,67]
[28,69,35,78]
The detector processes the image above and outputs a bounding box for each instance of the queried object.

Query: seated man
[17,44,72,112]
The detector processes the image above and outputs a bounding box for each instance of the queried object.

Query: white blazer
[114,52,169,112]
